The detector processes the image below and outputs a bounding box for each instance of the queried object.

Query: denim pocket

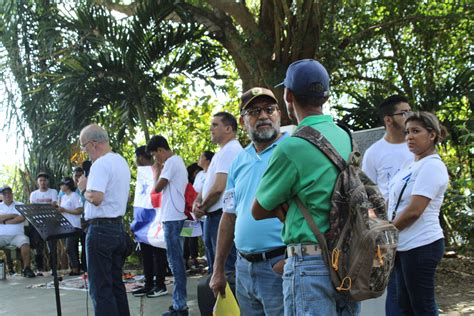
[268,255,285,276]
[297,257,329,276]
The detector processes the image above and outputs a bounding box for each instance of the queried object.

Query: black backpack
[293,125,399,301]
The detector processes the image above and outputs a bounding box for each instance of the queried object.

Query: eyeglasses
[80,140,93,151]
[389,111,413,118]
[241,106,278,117]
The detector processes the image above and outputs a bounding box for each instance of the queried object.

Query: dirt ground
[436,254,474,315]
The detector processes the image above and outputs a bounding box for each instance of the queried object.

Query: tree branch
[339,13,466,50]
[93,0,137,16]
[205,1,259,40]
[336,75,404,95]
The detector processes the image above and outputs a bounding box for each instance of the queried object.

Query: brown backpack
[293,125,399,301]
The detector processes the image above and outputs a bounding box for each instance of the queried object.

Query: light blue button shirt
[224,132,288,253]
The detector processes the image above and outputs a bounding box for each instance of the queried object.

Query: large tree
[1,0,472,248]
[100,0,472,125]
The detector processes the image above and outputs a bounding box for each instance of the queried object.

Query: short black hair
[293,94,328,108]
[214,112,238,132]
[147,135,170,152]
[73,167,84,173]
[202,150,214,162]
[37,172,49,180]
[135,145,152,160]
[378,95,409,122]
[60,177,76,191]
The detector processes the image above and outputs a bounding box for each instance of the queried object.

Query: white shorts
[0,234,30,248]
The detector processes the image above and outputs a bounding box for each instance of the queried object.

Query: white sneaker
[147,287,168,298]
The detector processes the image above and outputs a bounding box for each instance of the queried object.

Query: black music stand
[16,204,82,316]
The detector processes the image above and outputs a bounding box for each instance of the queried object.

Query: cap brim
[274,81,285,88]
[241,94,278,111]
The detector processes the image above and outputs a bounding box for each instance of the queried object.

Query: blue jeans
[163,220,187,311]
[236,253,284,316]
[396,238,444,316]
[386,259,401,316]
[86,223,129,316]
[283,254,360,316]
[203,210,236,273]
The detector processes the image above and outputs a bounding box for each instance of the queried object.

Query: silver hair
[81,124,109,143]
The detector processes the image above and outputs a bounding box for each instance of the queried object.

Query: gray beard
[250,127,278,143]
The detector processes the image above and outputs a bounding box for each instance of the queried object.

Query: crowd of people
[0,58,449,316]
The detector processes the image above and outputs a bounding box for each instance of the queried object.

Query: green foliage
[1,0,472,251]
[0,0,227,192]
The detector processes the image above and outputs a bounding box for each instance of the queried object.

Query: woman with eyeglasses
[388,111,448,315]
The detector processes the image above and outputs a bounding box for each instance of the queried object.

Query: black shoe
[162,306,188,316]
[132,286,152,297]
[23,267,36,278]
[147,286,168,298]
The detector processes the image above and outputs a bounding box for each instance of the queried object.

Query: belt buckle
[290,245,303,257]
[301,245,308,256]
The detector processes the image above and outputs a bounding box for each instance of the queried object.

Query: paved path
[0,273,203,316]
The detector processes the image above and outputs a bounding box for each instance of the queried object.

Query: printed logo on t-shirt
[223,189,235,213]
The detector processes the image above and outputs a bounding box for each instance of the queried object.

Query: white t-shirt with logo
[0,201,25,236]
[202,139,243,213]
[362,137,413,200]
[159,155,188,222]
[60,191,83,228]
[388,154,448,251]
[30,188,58,204]
[84,152,131,220]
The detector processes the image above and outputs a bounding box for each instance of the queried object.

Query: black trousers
[27,227,46,271]
[183,236,199,261]
[140,242,167,288]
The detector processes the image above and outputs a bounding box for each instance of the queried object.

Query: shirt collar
[297,115,333,129]
[247,131,290,155]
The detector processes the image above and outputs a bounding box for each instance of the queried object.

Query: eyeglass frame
[80,140,94,151]
[241,105,279,117]
[388,110,413,118]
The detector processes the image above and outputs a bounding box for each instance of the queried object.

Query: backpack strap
[293,125,347,172]
[294,195,327,248]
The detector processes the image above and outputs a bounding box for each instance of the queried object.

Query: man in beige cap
[210,87,287,315]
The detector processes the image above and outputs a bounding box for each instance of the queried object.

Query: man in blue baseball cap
[252,59,360,315]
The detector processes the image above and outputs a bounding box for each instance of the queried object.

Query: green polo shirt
[255,115,351,244]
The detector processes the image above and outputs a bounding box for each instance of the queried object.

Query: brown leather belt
[287,244,322,257]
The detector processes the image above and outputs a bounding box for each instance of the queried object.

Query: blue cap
[276,59,330,97]
[0,186,12,193]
